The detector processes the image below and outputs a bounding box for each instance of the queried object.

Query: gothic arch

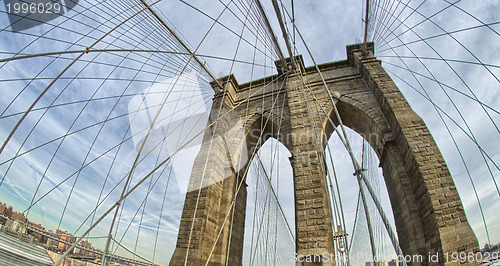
[170,43,479,266]
[244,112,292,161]
[323,96,390,159]
[315,43,479,264]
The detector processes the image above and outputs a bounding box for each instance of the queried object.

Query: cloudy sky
[0,0,499,265]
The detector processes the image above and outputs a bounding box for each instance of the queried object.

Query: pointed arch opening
[325,125,398,264]
[242,137,295,265]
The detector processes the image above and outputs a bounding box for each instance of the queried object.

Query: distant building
[0,201,27,223]
[3,205,13,218]
[481,242,500,264]
[0,203,7,225]
[0,202,7,214]
[482,242,500,254]
[0,201,100,260]
[56,229,77,252]
[11,212,27,223]
[388,259,398,266]
[28,222,48,244]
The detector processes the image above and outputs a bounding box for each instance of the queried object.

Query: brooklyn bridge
[0,0,499,265]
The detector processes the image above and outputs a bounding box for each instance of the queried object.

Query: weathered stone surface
[170,43,478,266]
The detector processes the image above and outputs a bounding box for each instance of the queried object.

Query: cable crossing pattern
[0,0,498,265]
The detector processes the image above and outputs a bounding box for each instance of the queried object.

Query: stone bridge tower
[169,43,479,265]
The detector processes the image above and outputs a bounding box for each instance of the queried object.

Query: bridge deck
[0,230,52,266]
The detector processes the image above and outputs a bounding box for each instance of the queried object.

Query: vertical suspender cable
[292,20,407,265]
[139,0,222,89]
[253,0,287,67]
[363,0,370,53]
[291,0,295,49]
[270,0,294,60]
[360,141,377,262]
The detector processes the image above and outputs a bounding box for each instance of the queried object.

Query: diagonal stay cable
[370,2,500,196]
[0,93,209,170]
[377,21,500,53]
[0,0,165,155]
[385,67,493,244]
[139,0,222,88]
[20,95,212,219]
[177,0,276,63]
[55,21,174,230]
[204,76,288,266]
[373,0,500,134]
[292,16,407,264]
[375,0,461,50]
[50,74,277,264]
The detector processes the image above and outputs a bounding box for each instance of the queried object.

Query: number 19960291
[5,2,61,14]
[444,251,499,263]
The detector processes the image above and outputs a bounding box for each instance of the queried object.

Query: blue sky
[0,0,499,265]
